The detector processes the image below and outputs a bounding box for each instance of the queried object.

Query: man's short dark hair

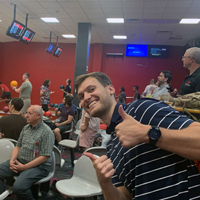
[10,98,24,111]
[24,73,30,79]
[68,79,71,84]
[120,87,125,92]
[64,95,73,106]
[43,79,50,87]
[161,70,172,84]
[75,72,112,93]
[134,85,139,91]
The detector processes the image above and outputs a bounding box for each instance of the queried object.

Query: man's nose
[84,92,91,100]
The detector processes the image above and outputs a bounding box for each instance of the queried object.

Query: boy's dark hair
[134,85,139,91]
[43,79,50,87]
[24,73,30,79]
[161,70,172,83]
[75,72,112,93]
[120,87,125,92]
[10,98,24,111]
[64,95,73,106]
[68,79,71,84]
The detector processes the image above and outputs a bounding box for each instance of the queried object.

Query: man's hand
[55,108,59,112]
[50,91,55,94]
[55,123,60,127]
[10,160,25,173]
[84,152,115,185]
[115,105,150,148]
[170,88,178,97]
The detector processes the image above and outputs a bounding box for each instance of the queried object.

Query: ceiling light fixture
[179,19,200,24]
[62,34,76,38]
[41,18,59,23]
[107,18,124,23]
[113,35,127,39]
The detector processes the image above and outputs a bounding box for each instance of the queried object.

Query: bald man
[0,105,55,200]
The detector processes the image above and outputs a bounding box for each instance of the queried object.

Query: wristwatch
[148,126,161,146]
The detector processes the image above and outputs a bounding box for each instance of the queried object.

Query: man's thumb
[118,105,128,120]
[84,152,98,162]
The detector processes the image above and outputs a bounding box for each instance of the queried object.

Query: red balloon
[3,106,9,113]
[45,111,52,118]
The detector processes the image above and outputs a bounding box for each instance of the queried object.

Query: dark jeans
[1,92,11,99]
[0,160,50,200]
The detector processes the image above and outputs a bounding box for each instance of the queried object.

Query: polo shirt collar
[28,120,43,129]
[189,67,200,77]
[106,102,125,134]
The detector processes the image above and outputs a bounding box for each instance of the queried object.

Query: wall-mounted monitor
[45,43,55,54]
[53,46,63,57]
[6,20,26,40]
[19,27,35,44]
[147,45,170,58]
[126,45,148,57]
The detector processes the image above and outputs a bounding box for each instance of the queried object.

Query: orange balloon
[10,80,18,87]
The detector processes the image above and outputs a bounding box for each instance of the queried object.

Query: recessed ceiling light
[62,34,76,38]
[107,18,124,23]
[41,18,59,23]
[179,19,200,24]
[113,35,127,39]
[0,20,2,22]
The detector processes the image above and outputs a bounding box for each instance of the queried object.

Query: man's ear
[108,85,115,95]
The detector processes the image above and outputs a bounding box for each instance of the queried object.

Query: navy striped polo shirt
[106,99,200,200]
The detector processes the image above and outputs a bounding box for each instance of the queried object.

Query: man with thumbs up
[75,72,200,200]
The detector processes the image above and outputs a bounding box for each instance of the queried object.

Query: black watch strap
[148,126,161,146]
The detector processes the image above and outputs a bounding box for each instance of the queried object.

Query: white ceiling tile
[143,13,163,19]
[58,2,81,9]
[144,7,165,14]
[167,0,192,8]
[162,13,184,19]
[29,8,49,14]
[104,13,124,18]
[123,8,143,14]
[68,13,88,19]
[102,8,123,14]
[122,1,144,8]
[144,0,168,8]
[79,1,101,9]
[87,13,105,18]
[64,8,85,14]
[124,13,143,19]
[158,24,177,31]
[38,2,63,9]
[83,8,103,14]
[165,7,188,14]
[191,0,200,7]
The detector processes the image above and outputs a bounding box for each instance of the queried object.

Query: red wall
[0,42,188,107]
[100,44,188,99]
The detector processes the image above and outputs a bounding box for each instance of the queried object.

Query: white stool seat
[59,139,77,148]
[56,176,101,197]
[56,155,102,198]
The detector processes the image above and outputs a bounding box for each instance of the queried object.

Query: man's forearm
[24,156,49,170]
[100,182,131,200]
[10,147,20,161]
[156,122,200,160]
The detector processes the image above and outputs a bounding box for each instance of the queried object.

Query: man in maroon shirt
[0,82,11,101]
[54,95,75,143]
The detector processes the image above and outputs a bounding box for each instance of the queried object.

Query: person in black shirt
[170,47,200,96]
[61,79,71,97]
[133,85,140,100]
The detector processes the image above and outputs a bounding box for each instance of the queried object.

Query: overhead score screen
[126,45,148,57]
[53,46,63,57]
[6,20,26,40]
[147,45,170,58]
[19,27,35,44]
[46,43,55,54]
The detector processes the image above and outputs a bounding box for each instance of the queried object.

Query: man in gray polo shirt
[12,73,32,116]
[0,105,55,200]
[151,70,172,99]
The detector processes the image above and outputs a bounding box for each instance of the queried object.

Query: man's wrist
[143,125,151,143]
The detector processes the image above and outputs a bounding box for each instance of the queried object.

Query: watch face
[149,127,161,140]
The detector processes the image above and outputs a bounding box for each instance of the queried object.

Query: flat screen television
[6,20,26,40]
[147,45,170,58]
[126,45,148,57]
[45,43,55,54]
[53,46,63,57]
[19,27,35,44]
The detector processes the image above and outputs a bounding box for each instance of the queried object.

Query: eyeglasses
[182,56,194,60]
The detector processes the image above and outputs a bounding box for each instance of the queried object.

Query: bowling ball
[45,111,52,118]
[3,106,9,113]
[10,80,18,87]
[54,103,58,108]
[43,111,45,115]
[60,85,65,89]
[50,103,54,108]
